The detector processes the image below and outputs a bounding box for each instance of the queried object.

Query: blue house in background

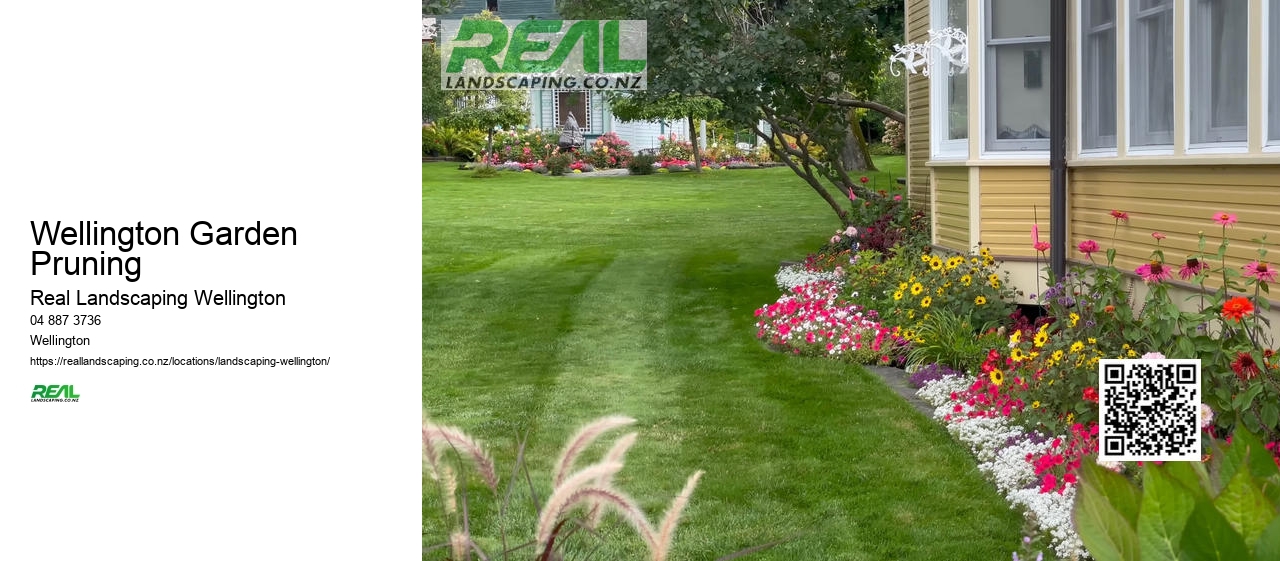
[436,0,687,150]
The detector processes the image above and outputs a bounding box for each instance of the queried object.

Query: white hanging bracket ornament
[889,27,969,77]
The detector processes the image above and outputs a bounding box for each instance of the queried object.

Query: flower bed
[754,206,1280,559]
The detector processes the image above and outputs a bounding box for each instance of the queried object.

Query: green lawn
[422,162,1023,560]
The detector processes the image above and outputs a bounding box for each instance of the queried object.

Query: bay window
[1189,0,1248,146]
[1081,0,1117,151]
[1130,0,1174,149]
[985,0,1051,152]
[931,0,968,158]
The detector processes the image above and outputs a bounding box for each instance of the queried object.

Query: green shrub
[627,154,656,175]
[469,164,500,178]
[546,152,572,176]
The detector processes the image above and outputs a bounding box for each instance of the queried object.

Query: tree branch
[811,96,906,124]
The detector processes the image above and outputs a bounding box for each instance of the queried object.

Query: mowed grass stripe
[422,162,1025,560]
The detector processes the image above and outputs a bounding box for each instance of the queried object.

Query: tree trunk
[485,128,495,164]
[687,114,702,172]
[839,109,877,172]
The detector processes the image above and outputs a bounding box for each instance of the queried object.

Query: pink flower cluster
[753,282,890,359]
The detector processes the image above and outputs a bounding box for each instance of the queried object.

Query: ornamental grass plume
[553,415,636,486]
[423,421,499,492]
[536,461,655,550]
[586,432,639,529]
[652,470,705,561]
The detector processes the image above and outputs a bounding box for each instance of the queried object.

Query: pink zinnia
[1179,257,1207,280]
[1136,261,1172,284]
[1243,261,1277,282]
[1034,241,1050,253]
[1213,212,1238,226]
[1110,210,1129,221]
[830,235,841,244]
[1077,239,1100,256]
[1151,231,1166,241]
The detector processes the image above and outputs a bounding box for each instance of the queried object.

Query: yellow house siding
[978,167,1050,257]
[905,0,931,217]
[934,167,969,251]
[1069,166,1280,287]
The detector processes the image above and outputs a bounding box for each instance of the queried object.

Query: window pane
[991,0,1050,38]
[992,44,1051,141]
[948,0,968,140]
[1191,0,1248,144]
[1270,0,1279,141]
[1082,0,1117,149]
[1130,0,1173,147]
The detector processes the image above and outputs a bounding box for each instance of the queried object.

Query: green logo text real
[32,384,80,402]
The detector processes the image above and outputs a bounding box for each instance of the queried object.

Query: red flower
[1033,241,1051,253]
[1110,210,1130,221]
[859,176,869,184]
[1083,387,1099,403]
[1040,473,1058,494]
[1077,239,1100,256]
[1232,352,1262,381]
[1222,297,1255,322]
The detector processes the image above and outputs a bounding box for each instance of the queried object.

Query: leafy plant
[424,125,484,161]
[905,309,997,372]
[1074,428,1280,561]
[469,164,500,178]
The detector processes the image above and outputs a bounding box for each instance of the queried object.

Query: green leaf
[1181,499,1251,561]
[1257,517,1280,561]
[1214,464,1278,550]
[1235,385,1266,411]
[1234,428,1280,481]
[1137,465,1198,561]
[1075,465,1141,561]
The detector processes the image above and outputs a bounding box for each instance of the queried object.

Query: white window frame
[1078,0,1118,156]
[1127,0,1175,154]
[552,90,592,133]
[931,0,968,160]
[1185,0,1249,153]
[1266,0,1280,151]
[983,0,1051,154]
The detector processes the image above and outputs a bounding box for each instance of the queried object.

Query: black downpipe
[1049,0,1068,280]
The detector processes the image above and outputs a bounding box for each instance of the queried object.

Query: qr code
[1098,359,1201,462]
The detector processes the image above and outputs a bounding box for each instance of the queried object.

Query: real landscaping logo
[31,384,80,402]
[440,19,646,90]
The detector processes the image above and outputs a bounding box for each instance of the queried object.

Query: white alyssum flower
[1008,486,1087,559]
[774,264,844,292]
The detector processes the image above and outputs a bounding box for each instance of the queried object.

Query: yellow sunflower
[1052,350,1065,362]
[1070,341,1085,353]
[936,287,945,296]
[974,295,987,305]
[960,275,972,286]
[1033,331,1049,348]
[929,256,943,271]
[921,254,931,263]
[1069,312,1080,328]
[1127,349,1138,358]
[899,282,909,291]
[1009,331,1022,346]
[1066,413,1075,422]
[1032,401,1041,409]
[907,310,916,319]
[989,369,1004,386]
[902,329,916,340]
[1010,348,1026,362]
[1088,337,1097,345]
[920,296,932,308]
[910,283,924,296]
[893,290,904,301]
